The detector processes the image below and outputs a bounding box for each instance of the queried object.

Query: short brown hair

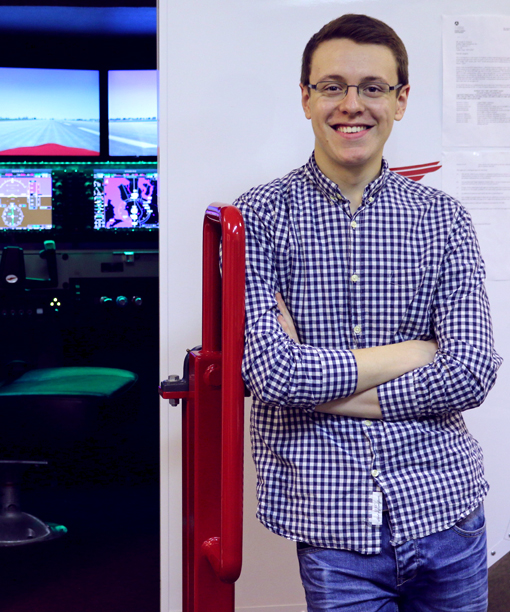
[300,14,409,87]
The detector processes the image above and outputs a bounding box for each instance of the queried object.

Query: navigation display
[108,70,158,157]
[93,170,158,230]
[0,171,52,230]
[0,68,100,157]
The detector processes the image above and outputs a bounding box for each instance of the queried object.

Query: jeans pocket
[296,541,325,556]
[453,503,486,537]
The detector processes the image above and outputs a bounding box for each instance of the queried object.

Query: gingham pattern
[234,155,502,554]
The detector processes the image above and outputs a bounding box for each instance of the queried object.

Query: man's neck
[314,151,383,214]
[339,183,365,215]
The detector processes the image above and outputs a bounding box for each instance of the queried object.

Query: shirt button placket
[350,216,362,346]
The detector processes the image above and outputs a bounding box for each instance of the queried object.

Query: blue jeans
[297,504,487,612]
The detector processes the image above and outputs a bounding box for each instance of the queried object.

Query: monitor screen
[0,170,52,230]
[93,169,158,230]
[108,70,158,157]
[0,68,100,157]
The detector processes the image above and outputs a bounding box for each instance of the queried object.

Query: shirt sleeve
[379,205,502,421]
[237,195,358,412]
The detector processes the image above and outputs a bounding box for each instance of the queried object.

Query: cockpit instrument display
[93,170,158,230]
[0,171,52,230]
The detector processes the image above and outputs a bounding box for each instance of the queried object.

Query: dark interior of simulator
[0,3,159,611]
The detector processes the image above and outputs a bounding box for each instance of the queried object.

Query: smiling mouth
[333,125,372,134]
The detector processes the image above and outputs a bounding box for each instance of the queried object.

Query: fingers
[277,314,289,333]
[276,292,287,315]
[275,292,300,343]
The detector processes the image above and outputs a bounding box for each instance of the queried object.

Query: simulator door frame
[160,204,245,612]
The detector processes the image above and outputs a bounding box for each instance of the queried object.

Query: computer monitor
[93,169,158,230]
[108,70,158,157]
[0,68,100,157]
[0,170,52,231]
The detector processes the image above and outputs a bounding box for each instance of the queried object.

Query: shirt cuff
[378,371,419,421]
[316,347,358,406]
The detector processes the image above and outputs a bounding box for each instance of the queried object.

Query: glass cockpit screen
[0,171,52,230]
[108,70,158,157]
[93,170,158,230]
[0,68,100,157]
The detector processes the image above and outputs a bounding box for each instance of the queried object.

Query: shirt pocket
[387,266,437,339]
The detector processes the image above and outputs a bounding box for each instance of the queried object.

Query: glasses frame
[307,81,403,100]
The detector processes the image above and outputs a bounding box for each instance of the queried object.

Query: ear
[300,83,312,120]
[394,84,410,122]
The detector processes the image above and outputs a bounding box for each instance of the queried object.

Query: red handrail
[201,204,245,584]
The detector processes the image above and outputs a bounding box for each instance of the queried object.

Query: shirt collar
[304,153,390,209]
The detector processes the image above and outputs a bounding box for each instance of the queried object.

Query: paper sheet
[443,15,510,147]
[442,150,510,281]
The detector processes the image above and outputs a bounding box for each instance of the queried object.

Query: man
[234,14,502,612]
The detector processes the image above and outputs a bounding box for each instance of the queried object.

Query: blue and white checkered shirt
[234,154,502,554]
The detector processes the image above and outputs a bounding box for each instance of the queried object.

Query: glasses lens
[316,82,347,97]
[360,83,390,99]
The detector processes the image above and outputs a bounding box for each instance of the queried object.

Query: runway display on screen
[0,67,100,156]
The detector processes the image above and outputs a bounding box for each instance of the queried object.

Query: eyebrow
[316,74,388,83]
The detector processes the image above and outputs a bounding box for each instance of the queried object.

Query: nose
[339,86,364,113]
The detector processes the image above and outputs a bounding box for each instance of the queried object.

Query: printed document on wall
[442,150,510,281]
[443,15,510,147]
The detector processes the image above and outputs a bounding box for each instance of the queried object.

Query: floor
[0,381,160,612]
[488,551,510,612]
[0,482,160,612]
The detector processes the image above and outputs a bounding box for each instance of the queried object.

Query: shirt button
[368,197,374,203]
[351,274,359,283]
[371,469,379,478]
[364,420,372,427]
[354,325,362,335]
[351,220,357,229]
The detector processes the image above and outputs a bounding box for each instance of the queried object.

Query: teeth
[337,126,367,133]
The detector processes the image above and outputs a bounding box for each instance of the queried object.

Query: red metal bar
[202,210,223,352]
[160,204,245,611]
[201,204,246,584]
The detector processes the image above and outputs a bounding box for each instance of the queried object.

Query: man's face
[301,38,409,183]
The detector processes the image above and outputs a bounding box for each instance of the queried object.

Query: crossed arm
[239,194,500,422]
[276,293,438,419]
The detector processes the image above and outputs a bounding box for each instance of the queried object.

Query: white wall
[159,1,510,610]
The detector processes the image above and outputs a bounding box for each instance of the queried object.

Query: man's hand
[276,292,300,343]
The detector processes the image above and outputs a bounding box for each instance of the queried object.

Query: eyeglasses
[308,81,402,101]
